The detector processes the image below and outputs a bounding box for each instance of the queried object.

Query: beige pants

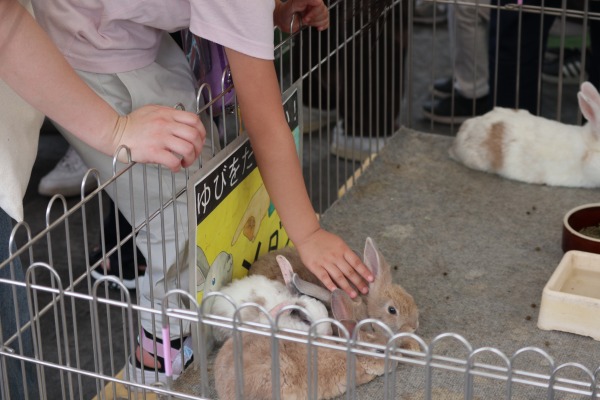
[55,32,219,339]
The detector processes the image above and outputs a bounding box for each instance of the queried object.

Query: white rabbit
[448,81,600,188]
[214,288,397,400]
[209,255,332,345]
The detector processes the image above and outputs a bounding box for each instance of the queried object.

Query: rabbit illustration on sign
[196,245,233,296]
[449,81,600,188]
[231,184,270,245]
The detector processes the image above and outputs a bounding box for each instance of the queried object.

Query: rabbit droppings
[248,237,420,338]
[214,289,396,400]
[449,81,600,188]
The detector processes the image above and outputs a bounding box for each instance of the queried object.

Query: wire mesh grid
[409,0,600,136]
[2,0,600,398]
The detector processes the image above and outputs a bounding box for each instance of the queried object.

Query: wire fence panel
[2,0,600,398]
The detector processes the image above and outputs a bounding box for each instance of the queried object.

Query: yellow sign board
[188,87,301,304]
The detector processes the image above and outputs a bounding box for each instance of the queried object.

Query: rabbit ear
[269,300,293,318]
[276,255,295,286]
[331,289,354,321]
[338,319,358,337]
[292,274,332,306]
[363,237,390,284]
[196,245,209,271]
[578,81,600,127]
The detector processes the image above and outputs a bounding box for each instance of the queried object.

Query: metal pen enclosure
[2,0,600,398]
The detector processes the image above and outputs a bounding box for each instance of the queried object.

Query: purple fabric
[181,29,236,115]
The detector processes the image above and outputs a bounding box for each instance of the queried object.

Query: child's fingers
[302,6,329,28]
[324,265,358,298]
[344,251,373,283]
[337,259,369,295]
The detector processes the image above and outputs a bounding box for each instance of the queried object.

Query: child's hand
[275,0,330,33]
[294,229,373,298]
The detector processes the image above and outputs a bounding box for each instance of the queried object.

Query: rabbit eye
[291,309,311,325]
[388,306,397,315]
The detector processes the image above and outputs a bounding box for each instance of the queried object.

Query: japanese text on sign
[195,141,256,224]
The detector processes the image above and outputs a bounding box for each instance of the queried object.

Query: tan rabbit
[214,289,397,400]
[248,237,420,337]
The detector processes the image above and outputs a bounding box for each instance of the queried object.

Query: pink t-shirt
[31,0,275,73]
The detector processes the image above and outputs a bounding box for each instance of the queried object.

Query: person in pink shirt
[1,1,206,170]
[0,0,206,396]
[29,0,375,384]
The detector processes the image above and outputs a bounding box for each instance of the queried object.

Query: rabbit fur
[209,258,332,345]
[248,237,420,338]
[214,289,396,400]
[449,81,600,188]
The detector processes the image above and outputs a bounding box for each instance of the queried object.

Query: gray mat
[323,128,600,357]
[176,128,600,398]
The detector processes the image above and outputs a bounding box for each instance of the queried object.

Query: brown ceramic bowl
[562,203,600,253]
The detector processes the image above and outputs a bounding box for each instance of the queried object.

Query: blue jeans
[0,209,39,399]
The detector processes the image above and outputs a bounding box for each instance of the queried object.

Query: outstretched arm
[0,0,205,172]
[225,47,373,298]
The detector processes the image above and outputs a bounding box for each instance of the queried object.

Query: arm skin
[228,0,372,298]
[225,48,373,298]
[0,0,205,172]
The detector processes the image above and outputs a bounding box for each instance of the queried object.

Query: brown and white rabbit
[210,254,332,345]
[449,81,600,188]
[248,237,419,337]
[214,288,397,400]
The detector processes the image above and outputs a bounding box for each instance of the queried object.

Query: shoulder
[189,0,275,60]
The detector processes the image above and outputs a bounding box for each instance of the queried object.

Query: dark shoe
[429,77,453,98]
[89,207,147,290]
[422,92,491,124]
[542,47,587,85]
[89,245,146,290]
[413,1,447,24]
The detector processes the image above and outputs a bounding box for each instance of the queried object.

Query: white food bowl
[537,250,600,341]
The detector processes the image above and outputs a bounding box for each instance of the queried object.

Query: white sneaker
[38,147,94,197]
[302,105,337,134]
[330,121,386,161]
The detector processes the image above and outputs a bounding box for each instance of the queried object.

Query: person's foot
[330,121,387,161]
[89,246,146,290]
[429,76,453,99]
[90,205,147,290]
[38,146,95,197]
[413,0,447,24]
[128,330,193,386]
[422,92,491,124]
[302,105,337,134]
[542,47,587,85]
